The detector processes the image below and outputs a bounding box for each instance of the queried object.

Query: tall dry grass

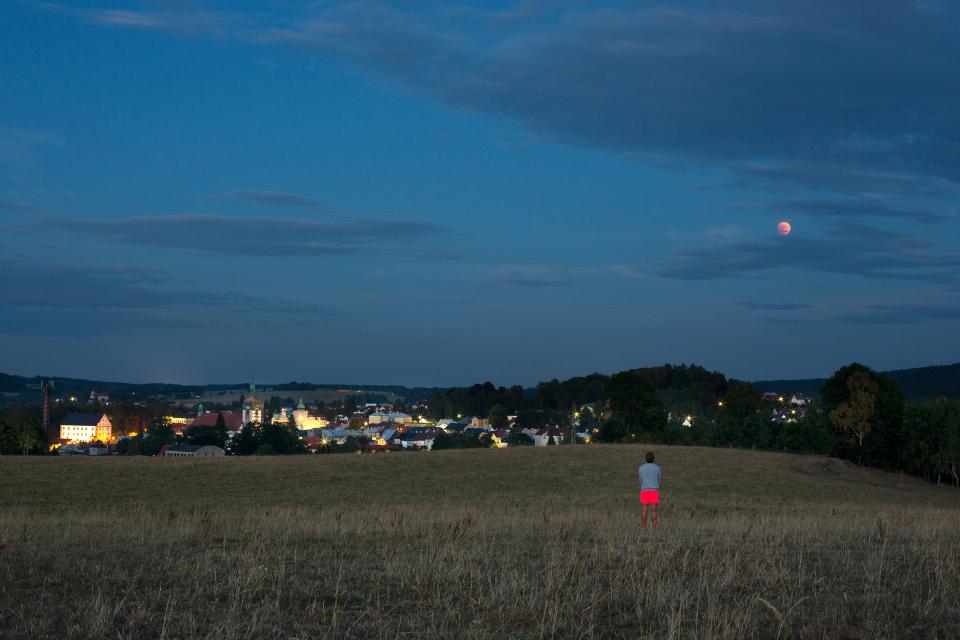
[1,445,958,639]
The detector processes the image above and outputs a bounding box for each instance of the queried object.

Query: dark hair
[645,451,654,463]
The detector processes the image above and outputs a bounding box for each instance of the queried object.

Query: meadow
[1,445,958,639]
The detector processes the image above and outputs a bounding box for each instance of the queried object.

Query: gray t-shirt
[639,463,661,491]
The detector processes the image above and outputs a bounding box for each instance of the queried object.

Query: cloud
[0,257,332,336]
[491,276,571,289]
[0,201,42,212]
[42,3,960,201]
[757,197,948,224]
[259,3,960,193]
[35,2,242,36]
[204,189,332,212]
[836,303,960,325]
[52,213,448,258]
[739,302,812,311]
[658,223,960,282]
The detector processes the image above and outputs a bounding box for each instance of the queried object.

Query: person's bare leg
[641,503,648,528]
[651,504,658,528]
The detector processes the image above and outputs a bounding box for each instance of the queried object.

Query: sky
[1,0,959,386]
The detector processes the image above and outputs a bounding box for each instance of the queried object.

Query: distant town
[1,361,957,486]
[49,380,811,458]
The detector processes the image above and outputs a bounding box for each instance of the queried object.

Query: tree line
[597,363,960,486]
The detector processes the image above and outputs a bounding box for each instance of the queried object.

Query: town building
[241,388,263,425]
[59,412,113,443]
[292,398,329,430]
[368,411,413,425]
[522,427,565,446]
[191,412,243,433]
[161,444,226,457]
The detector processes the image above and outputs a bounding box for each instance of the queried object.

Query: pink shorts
[639,490,660,505]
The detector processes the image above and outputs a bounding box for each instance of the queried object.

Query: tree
[487,404,509,429]
[506,430,534,447]
[902,398,960,485]
[603,371,667,441]
[829,371,877,454]
[712,381,763,446]
[187,413,228,448]
[0,406,45,455]
[821,363,903,469]
[140,416,177,456]
[230,422,260,455]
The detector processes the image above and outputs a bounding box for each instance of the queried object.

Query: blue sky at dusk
[2,1,959,386]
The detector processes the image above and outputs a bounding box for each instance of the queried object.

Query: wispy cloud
[35,2,243,36]
[40,2,960,203]
[0,257,332,336]
[836,303,960,325]
[0,201,42,212]
[204,189,332,212]
[51,213,450,259]
[658,223,960,282]
[752,197,949,224]
[491,276,571,289]
[739,302,812,311]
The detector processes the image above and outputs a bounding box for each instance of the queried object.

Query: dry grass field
[1,445,959,639]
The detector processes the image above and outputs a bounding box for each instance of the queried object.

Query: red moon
[777,221,792,236]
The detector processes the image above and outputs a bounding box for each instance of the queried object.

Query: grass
[1,445,958,639]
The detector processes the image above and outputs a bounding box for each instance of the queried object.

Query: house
[190,412,243,433]
[59,412,113,443]
[395,428,438,449]
[491,429,509,448]
[790,394,809,406]
[436,419,456,429]
[523,427,564,446]
[368,411,413,425]
[163,410,196,427]
[761,392,781,402]
[161,444,225,457]
[362,427,396,446]
[319,429,363,445]
[89,390,111,404]
[463,427,493,439]
[468,416,491,428]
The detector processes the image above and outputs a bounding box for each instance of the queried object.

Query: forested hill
[754,362,960,400]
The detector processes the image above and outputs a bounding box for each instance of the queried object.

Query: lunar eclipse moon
[777,221,792,236]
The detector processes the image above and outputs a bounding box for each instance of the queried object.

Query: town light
[717,400,724,407]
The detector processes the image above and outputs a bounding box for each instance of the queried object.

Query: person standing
[638,451,661,528]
